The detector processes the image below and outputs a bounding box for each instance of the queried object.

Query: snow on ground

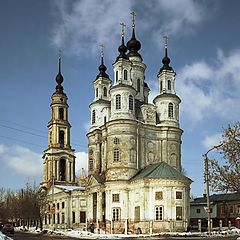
[14,226,240,239]
[0,232,13,240]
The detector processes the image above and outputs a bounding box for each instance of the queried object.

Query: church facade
[41,15,192,234]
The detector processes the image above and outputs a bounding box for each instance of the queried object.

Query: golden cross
[99,44,105,57]
[130,11,136,28]
[163,36,168,49]
[120,22,126,37]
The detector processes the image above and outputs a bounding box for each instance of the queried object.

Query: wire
[0,135,44,148]
[0,122,88,149]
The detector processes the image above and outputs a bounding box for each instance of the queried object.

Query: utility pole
[203,152,211,234]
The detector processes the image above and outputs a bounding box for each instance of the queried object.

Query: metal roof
[131,161,192,181]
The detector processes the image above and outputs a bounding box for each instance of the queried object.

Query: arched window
[168,80,171,90]
[116,94,121,110]
[92,110,96,124]
[96,88,98,98]
[89,158,94,170]
[113,149,120,162]
[124,70,127,80]
[103,87,107,97]
[168,103,174,118]
[116,71,118,81]
[137,79,140,92]
[129,95,133,110]
[59,130,64,147]
[59,158,66,181]
[160,81,163,92]
[59,107,64,120]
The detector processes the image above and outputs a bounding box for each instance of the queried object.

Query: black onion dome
[126,28,142,59]
[55,57,64,94]
[116,36,128,62]
[159,47,173,73]
[96,56,109,79]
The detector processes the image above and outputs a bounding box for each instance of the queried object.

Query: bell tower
[42,54,76,187]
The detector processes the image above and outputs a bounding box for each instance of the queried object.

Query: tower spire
[159,35,173,73]
[116,22,127,61]
[55,50,64,94]
[96,44,109,79]
[127,11,142,59]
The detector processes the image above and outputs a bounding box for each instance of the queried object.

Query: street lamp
[203,143,222,234]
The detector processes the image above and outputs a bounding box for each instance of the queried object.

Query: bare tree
[208,122,240,192]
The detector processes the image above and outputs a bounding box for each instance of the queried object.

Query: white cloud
[1,145,42,176]
[177,49,240,125]
[51,0,133,57]
[75,151,88,176]
[51,0,207,57]
[202,133,222,149]
[0,144,8,154]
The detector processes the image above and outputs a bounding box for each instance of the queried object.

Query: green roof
[131,161,192,182]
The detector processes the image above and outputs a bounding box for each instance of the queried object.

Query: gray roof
[131,161,192,182]
[191,192,240,205]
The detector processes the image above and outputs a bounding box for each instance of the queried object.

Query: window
[155,191,163,200]
[114,137,120,144]
[62,201,65,209]
[168,103,174,118]
[112,208,120,221]
[104,116,106,124]
[96,88,98,98]
[57,213,60,224]
[129,95,133,110]
[176,206,183,220]
[59,130,64,147]
[220,205,225,214]
[196,209,201,214]
[59,107,64,120]
[124,70,127,80]
[53,213,55,224]
[238,205,240,214]
[80,211,86,223]
[61,213,65,224]
[112,194,120,202]
[92,110,96,124]
[103,87,107,97]
[229,205,234,214]
[89,158,94,170]
[135,206,140,222]
[160,81,163,92]
[116,71,118,81]
[137,78,140,92]
[168,80,171,90]
[113,149,120,162]
[176,191,182,199]
[116,94,121,110]
[72,211,75,223]
[155,206,163,220]
[59,159,66,181]
[57,203,59,210]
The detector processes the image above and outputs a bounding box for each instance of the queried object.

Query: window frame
[112,208,120,221]
[168,103,174,118]
[129,95,133,111]
[116,94,121,110]
[113,148,120,162]
[155,206,163,221]
[112,193,120,203]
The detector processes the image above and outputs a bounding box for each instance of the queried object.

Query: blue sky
[0,0,240,196]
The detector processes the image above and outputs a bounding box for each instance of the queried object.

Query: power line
[0,135,44,148]
[0,122,88,149]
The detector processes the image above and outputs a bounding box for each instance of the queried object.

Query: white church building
[41,14,192,234]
